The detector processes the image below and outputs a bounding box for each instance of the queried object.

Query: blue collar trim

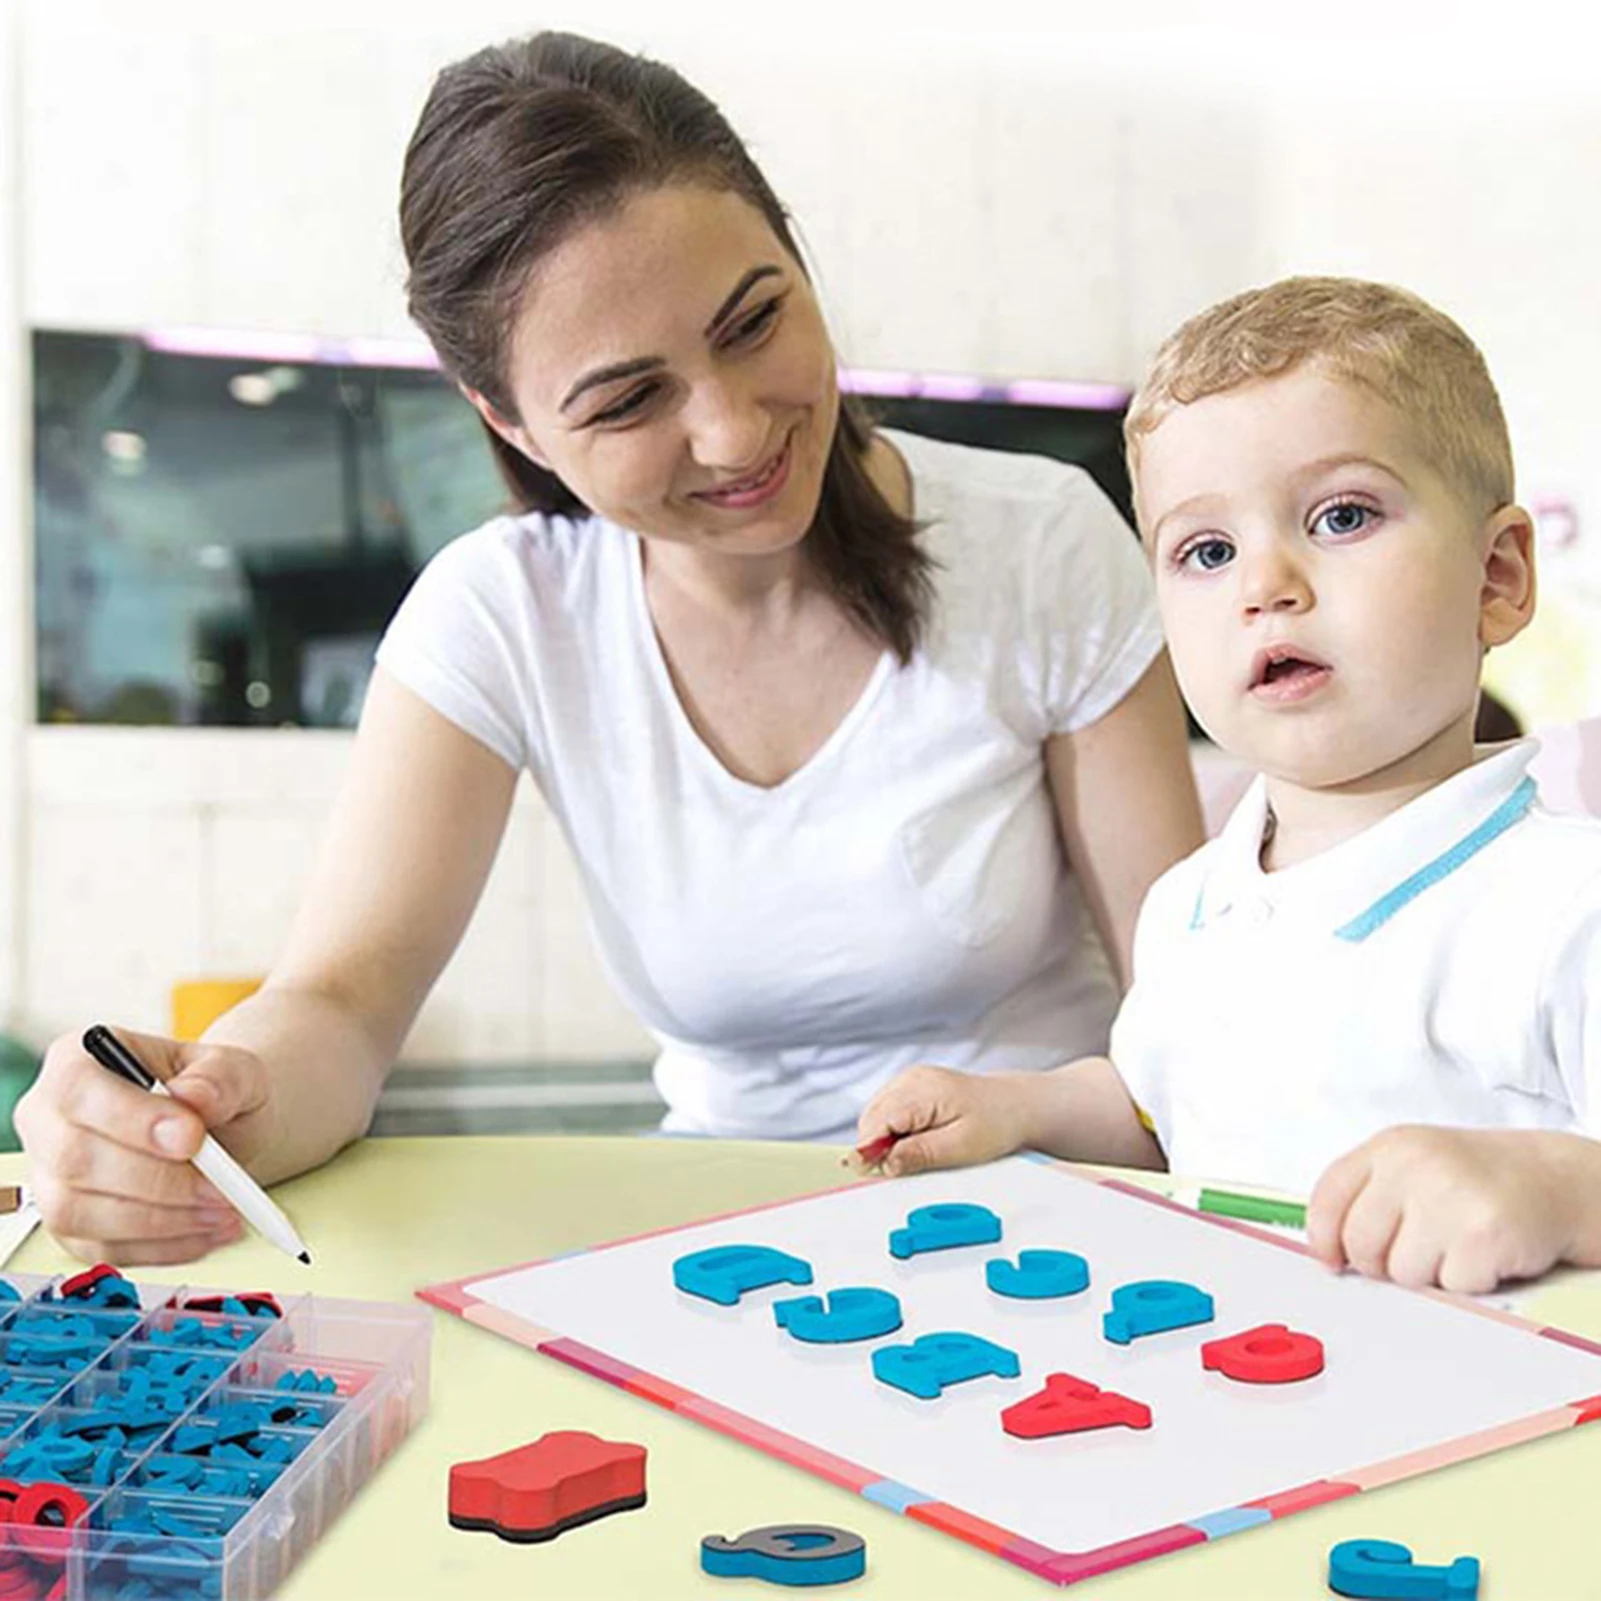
[1332,775,1537,943]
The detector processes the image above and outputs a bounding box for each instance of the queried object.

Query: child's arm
[854,1058,1165,1179]
[1306,1127,1601,1294]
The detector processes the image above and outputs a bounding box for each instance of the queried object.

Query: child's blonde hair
[1125,276,1514,514]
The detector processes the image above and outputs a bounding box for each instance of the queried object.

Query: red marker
[854,1133,899,1168]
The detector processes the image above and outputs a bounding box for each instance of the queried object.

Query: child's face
[1134,364,1504,791]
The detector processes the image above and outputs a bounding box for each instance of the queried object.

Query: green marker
[1197,1187,1307,1229]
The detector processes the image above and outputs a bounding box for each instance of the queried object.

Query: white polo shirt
[1110,740,1601,1193]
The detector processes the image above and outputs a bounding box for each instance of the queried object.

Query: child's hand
[853,1065,1041,1178]
[1307,1126,1583,1294]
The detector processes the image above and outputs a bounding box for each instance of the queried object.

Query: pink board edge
[1042,1522,1209,1585]
[1243,1478,1361,1517]
[675,1394,881,1493]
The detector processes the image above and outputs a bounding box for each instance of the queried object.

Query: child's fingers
[1306,1148,1371,1267]
[1437,1236,1506,1298]
[881,1126,968,1177]
[1383,1209,1445,1289]
[1336,1181,1403,1281]
[857,1068,956,1145]
[881,1110,1007,1177]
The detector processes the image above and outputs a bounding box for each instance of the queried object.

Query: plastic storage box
[0,1269,431,1599]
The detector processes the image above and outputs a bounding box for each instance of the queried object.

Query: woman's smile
[691,431,794,511]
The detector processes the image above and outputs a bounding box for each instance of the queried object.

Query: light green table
[2,1137,1599,1599]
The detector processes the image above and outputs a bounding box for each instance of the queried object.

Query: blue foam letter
[1328,1538,1479,1599]
[985,1250,1090,1300]
[887,1203,1002,1260]
[773,1287,903,1344]
[871,1331,1020,1399]
[1102,1280,1214,1344]
[673,1245,813,1307]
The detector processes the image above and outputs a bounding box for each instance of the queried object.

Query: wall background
[3,0,1597,1064]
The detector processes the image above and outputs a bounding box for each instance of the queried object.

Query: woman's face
[481,183,841,561]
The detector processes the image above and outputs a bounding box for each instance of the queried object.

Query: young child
[856,276,1601,1295]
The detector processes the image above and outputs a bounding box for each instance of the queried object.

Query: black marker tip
[298,1252,312,1266]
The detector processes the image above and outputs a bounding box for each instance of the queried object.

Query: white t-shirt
[376,429,1163,1139]
[1111,740,1601,1193]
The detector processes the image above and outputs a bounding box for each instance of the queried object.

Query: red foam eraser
[448,1431,647,1543]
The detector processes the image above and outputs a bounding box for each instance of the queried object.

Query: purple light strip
[142,327,328,362]
[1006,376,1131,411]
[837,366,920,398]
[135,328,1129,408]
[842,366,1128,411]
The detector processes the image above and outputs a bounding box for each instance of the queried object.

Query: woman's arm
[206,668,520,1181]
[1045,652,1203,989]
[16,670,519,1260]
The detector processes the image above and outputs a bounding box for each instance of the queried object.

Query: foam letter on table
[986,1250,1089,1300]
[701,1524,867,1586]
[1328,1538,1480,1599]
[1201,1323,1324,1384]
[448,1431,647,1544]
[773,1287,903,1344]
[1102,1280,1214,1345]
[672,1245,814,1307]
[888,1203,1002,1260]
[872,1331,1021,1400]
[1001,1372,1151,1438]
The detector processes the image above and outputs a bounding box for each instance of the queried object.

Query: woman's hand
[854,1065,1043,1178]
[14,1026,275,1266]
[1307,1125,1596,1295]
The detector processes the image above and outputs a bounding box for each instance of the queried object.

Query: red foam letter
[1201,1323,1324,1384]
[1001,1373,1152,1438]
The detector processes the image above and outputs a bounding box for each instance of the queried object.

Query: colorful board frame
[420,1155,1601,1586]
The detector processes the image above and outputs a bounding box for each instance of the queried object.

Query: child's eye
[1174,535,1235,572]
[1311,500,1377,538]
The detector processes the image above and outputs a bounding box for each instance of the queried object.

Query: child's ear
[459,384,553,471]
[1478,504,1537,649]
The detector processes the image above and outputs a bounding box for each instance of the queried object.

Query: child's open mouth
[1249,646,1333,703]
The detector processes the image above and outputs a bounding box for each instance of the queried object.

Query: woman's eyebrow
[703,264,783,337]
[559,264,786,414]
[561,356,662,414]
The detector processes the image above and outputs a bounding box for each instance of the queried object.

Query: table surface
[2,1136,1600,1601]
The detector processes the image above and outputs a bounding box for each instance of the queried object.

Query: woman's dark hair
[400,31,933,663]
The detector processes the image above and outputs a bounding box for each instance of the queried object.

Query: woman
[16,32,1203,1264]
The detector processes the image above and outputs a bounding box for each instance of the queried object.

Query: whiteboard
[423,1156,1601,1582]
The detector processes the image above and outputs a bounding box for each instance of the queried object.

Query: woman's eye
[1177,536,1235,572]
[1312,501,1375,538]
[726,298,781,346]
[591,384,657,426]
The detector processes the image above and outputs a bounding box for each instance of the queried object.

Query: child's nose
[1239,550,1312,616]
